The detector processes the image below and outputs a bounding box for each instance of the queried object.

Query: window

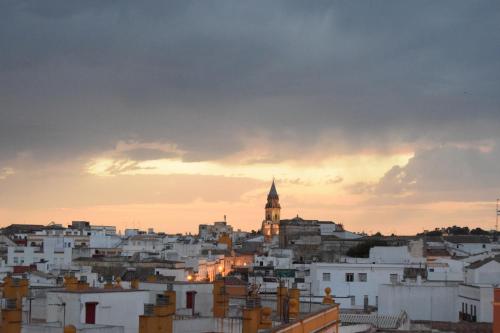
[358,273,367,282]
[322,273,331,281]
[429,268,435,272]
[350,296,355,306]
[345,273,354,282]
[390,274,398,283]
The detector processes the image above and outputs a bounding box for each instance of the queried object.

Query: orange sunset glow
[1,2,499,236]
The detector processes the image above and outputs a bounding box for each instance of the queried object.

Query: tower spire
[262,179,281,239]
[268,178,278,199]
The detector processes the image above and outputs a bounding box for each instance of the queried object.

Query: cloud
[326,176,344,185]
[0,167,15,180]
[1,1,500,233]
[0,1,499,165]
[359,144,500,203]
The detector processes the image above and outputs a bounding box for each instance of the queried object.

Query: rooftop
[50,288,146,294]
[467,255,500,269]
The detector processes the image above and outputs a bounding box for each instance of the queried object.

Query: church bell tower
[262,179,281,238]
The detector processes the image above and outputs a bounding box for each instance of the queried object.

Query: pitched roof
[425,248,450,257]
[444,235,491,244]
[467,255,500,269]
[268,180,278,198]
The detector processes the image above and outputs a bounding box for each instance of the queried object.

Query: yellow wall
[273,306,339,333]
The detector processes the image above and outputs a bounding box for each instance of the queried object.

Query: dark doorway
[85,302,98,324]
[186,291,194,309]
[186,291,197,316]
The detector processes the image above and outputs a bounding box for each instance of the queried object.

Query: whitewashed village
[0,181,499,333]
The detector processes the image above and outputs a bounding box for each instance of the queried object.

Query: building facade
[261,180,281,239]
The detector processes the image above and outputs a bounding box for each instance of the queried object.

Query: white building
[169,240,203,258]
[458,256,500,323]
[155,264,191,282]
[46,289,149,333]
[198,221,233,241]
[310,262,410,309]
[254,256,292,269]
[368,246,421,264]
[121,235,164,256]
[124,229,140,237]
[444,235,494,256]
[379,280,459,322]
[426,258,465,282]
[89,233,121,249]
[90,225,117,236]
[0,259,13,279]
[7,246,72,271]
[318,222,362,239]
[138,281,214,317]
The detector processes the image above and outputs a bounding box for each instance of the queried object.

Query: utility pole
[495,199,499,241]
[496,199,499,234]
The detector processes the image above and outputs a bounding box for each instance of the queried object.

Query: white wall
[369,246,420,264]
[8,246,72,270]
[155,268,189,282]
[427,258,465,282]
[138,282,214,317]
[465,261,500,284]
[46,291,149,333]
[89,234,121,248]
[310,262,407,309]
[170,242,202,257]
[445,241,492,256]
[458,284,494,323]
[22,324,124,333]
[379,282,459,322]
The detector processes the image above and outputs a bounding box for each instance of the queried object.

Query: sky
[1,1,500,234]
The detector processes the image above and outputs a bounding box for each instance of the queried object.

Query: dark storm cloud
[1,0,500,163]
[347,143,500,203]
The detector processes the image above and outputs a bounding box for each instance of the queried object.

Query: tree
[346,240,388,258]
[446,225,469,235]
[470,227,489,235]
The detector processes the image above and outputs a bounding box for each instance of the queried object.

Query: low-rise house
[46,289,149,333]
[379,280,459,322]
[121,235,164,256]
[444,235,493,256]
[427,258,465,282]
[310,261,412,309]
[198,220,234,241]
[8,246,72,271]
[458,255,500,323]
